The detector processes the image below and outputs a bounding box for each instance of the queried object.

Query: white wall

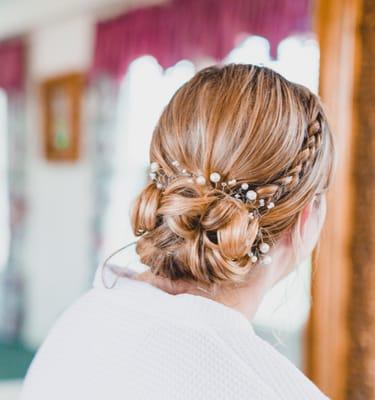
[22,15,95,349]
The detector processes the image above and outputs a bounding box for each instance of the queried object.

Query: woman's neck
[132,246,291,320]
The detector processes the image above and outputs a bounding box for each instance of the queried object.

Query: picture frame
[40,73,84,161]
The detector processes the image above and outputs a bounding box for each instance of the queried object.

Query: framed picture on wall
[40,73,84,161]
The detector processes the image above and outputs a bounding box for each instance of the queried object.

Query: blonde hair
[131,64,335,286]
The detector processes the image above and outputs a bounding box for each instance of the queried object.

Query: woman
[21,64,335,399]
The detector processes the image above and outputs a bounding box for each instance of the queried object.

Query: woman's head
[131,64,335,287]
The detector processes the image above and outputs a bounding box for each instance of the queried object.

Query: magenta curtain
[92,0,312,80]
[0,39,25,92]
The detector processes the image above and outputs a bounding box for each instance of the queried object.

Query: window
[225,35,319,90]
[103,35,320,368]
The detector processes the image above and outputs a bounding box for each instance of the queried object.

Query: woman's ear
[299,199,314,238]
[279,198,316,247]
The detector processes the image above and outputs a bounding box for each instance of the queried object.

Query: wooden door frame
[306,0,362,398]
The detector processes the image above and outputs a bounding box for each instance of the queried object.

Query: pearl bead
[267,202,275,209]
[150,162,159,172]
[262,255,272,265]
[210,172,221,183]
[259,199,265,206]
[149,172,156,180]
[248,212,254,219]
[156,183,163,189]
[196,175,206,185]
[259,242,270,254]
[246,190,257,201]
[228,179,237,186]
[250,255,258,263]
[172,160,180,167]
[241,183,249,190]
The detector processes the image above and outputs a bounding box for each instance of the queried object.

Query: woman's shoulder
[93,264,329,399]
[22,277,329,400]
[131,319,329,400]
[217,327,330,400]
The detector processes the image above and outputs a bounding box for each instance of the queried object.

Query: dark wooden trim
[347,0,375,397]
[307,0,361,398]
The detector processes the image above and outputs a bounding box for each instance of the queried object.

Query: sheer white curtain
[0,90,26,342]
[100,58,196,269]
[0,90,9,273]
[101,35,320,367]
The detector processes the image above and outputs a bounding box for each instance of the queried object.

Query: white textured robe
[21,264,329,400]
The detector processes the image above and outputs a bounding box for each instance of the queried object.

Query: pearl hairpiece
[148,160,275,267]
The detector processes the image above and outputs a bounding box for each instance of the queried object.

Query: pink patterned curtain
[0,39,25,92]
[92,0,312,80]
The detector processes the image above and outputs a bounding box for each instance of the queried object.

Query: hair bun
[201,195,259,260]
[158,178,210,240]
[132,179,259,285]
[132,182,162,235]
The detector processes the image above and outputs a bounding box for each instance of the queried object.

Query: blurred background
[0,0,373,399]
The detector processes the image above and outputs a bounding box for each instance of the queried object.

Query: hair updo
[131,64,335,286]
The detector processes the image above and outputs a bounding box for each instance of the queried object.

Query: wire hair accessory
[101,241,137,289]
[101,241,220,295]
[149,161,278,210]
[149,160,281,267]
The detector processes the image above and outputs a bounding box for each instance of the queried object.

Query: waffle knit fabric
[21,264,329,400]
